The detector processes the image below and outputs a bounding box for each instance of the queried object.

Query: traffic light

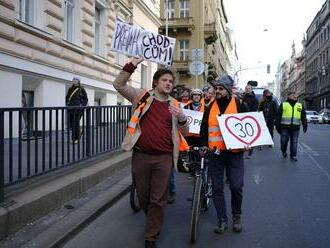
[267,64,271,74]
[322,66,326,76]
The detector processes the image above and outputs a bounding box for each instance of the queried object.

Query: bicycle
[187,146,212,243]
[130,175,141,213]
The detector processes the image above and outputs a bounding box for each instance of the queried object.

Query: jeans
[280,128,300,157]
[168,167,176,194]
[209,151,244,221]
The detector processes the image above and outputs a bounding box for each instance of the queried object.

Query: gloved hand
[199,146,209,157]
[303,126,307,133]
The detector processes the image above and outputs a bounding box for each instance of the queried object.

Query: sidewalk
[0,150,132,246]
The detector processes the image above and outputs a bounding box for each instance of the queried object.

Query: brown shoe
[232,215,242,233]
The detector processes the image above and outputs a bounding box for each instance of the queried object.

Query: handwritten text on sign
[218,112,274,149]
[111,20,176,66]
[182,109,204,135]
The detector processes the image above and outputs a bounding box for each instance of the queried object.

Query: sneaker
[214,219,228,234]
[145,240,157,248]
[167,192,176,204]
[246,155,252,159]
[282,152,287,158]
[232,215,242,233]
[290,156,298,162]
[73,139,79,144]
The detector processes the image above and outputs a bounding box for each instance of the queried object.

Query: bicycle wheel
[201,169,212,211]
[130,180,141,213]
[190,175,202,243]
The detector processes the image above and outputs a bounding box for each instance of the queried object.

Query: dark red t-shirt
[136,99,173,153]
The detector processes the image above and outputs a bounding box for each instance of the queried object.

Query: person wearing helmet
[199,74,248,234]
[184,88,204,147]
[185,88,204,111]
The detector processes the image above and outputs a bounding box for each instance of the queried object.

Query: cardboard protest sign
[217,112,274,149]
[183,109,204,135]
[111,20,176,66]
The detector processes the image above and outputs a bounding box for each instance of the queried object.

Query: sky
[224,0,326,88]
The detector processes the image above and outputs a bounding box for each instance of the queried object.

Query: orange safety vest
[208,96,240,152]
[127,91,189,152]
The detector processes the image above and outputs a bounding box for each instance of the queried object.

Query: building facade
[279,41,306,105]
[305,0,330,111]
[0,0,160,110]
[159,0,235,88]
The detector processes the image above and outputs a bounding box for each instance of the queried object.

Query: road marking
[300,142,319,156]
[299,143,330,182]
[252,167,262,185]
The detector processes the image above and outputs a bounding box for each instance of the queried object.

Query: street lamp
[165,0,168,37]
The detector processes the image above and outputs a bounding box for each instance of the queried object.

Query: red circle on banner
[224,115,261,145]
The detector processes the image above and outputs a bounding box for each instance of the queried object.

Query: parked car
[306,111,320,124]
[319,112,330,124]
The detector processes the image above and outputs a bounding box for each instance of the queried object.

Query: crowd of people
[113,57,307,248]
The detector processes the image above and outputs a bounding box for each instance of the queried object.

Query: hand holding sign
[130,57,144,66]
[218,112,273,149]
[111,20,176,66]
[182,109,203,135]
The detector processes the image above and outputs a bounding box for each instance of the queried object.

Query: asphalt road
[64,124,330,248]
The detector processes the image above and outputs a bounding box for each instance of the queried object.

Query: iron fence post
[0,110,5,203]
[86,107,91,157]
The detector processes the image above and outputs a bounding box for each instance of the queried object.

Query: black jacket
[258,97,278,121]
[242,92,258,112]
[275,101,307,131]
[66,85,88,106]
[199,96,248,147]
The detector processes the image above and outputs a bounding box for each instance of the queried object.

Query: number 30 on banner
[218,112,274,149]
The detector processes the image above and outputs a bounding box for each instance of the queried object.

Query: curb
[22,176,132,248]
[0,151,132,241]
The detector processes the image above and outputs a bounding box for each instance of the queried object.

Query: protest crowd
[113,52,307,248]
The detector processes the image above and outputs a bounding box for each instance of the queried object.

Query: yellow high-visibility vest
[281,102,302,125]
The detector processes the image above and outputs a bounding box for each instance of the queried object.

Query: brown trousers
[132,150,172,241]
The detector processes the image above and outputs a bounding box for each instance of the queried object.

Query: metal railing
[0,105,132,202]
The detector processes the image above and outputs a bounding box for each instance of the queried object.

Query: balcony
[204,22,216,36]
[159,17,194,34]
[172,59,191,74]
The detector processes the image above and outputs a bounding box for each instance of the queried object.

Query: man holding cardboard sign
[200,74,248,234]
[113,57,188,248]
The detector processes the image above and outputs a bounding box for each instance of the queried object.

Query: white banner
[218,112,274,149]
[183,109,204,135]
[111,20,176,66]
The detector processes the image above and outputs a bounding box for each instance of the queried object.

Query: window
[180,0,189,18]
[165,0,175,19]
[19,0,34,24]
[116,11,129,65]
[179,40,189,60]
[95,6,101,55]
[141,64,148,88]
[64,0,74,42]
